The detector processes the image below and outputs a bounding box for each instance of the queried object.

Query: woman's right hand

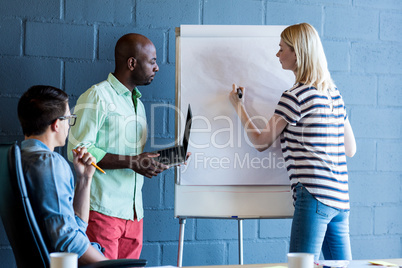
[229,83,245,108]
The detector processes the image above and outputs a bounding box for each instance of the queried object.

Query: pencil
[72,149,106,174]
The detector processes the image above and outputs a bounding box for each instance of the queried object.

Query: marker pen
[237,88,242,99]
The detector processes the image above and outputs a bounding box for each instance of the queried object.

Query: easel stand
[177,217,244,267]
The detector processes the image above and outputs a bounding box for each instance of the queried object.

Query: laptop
[153,104,192,166]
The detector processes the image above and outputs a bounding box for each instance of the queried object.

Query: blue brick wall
[0,0,401,267]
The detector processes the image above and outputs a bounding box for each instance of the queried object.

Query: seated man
[17,85,108,265]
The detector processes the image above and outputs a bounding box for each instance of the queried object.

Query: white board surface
[174,25,294,218]
[177,25,294,186]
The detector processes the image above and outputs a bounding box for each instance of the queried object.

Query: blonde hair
[281,23,335,91]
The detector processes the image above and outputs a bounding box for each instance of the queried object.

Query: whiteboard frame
[174,26,294,219]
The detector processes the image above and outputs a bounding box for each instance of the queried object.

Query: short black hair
[18,85,69,137]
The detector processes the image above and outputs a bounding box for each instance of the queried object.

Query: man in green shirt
[67,33,169,259]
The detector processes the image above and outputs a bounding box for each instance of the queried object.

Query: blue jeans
[289,183,352,260]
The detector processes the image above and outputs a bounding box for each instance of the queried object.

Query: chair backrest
[0,143,50,268]
[0,143,148,268]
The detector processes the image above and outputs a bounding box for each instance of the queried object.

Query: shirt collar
[107,73,142,99]
[21,139,51,152]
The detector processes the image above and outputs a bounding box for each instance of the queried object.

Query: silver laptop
[153,104,192,166]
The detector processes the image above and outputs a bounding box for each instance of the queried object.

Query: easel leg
[238,219,243,265]
[177,218,186,267]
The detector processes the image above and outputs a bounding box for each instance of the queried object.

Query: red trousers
[86,211,143,259]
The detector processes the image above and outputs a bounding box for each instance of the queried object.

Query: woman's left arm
[344,118,356,157]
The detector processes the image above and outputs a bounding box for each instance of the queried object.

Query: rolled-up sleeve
[44,215,89,257]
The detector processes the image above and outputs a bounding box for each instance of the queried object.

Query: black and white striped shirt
[274,83,350,210]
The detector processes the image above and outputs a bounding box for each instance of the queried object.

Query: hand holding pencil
[72,147,106,176]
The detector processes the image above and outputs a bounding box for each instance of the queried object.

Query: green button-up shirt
[67,73,147,221]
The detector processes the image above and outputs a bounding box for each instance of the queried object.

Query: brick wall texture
[0,0,401,267]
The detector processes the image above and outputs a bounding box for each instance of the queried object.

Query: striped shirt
[274,83,350,210]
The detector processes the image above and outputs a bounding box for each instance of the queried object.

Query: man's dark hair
[18,85,69,137]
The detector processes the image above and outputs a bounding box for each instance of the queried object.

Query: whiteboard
[174,25,294,218]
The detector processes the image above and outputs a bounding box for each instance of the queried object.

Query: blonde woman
[229,23,356,260]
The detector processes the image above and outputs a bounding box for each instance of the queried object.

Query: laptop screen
[183,104,192,154]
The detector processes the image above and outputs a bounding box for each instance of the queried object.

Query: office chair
[0,143,147,268]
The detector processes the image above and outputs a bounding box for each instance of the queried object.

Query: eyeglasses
[57,114,77,126]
